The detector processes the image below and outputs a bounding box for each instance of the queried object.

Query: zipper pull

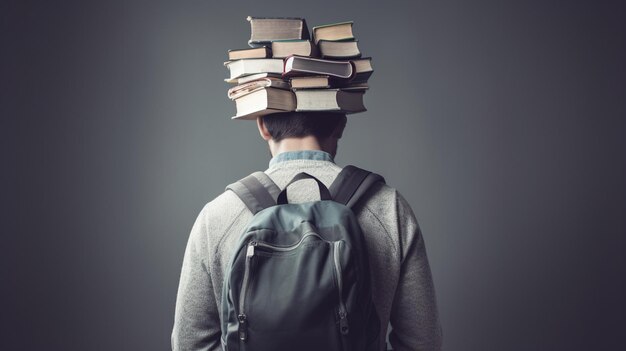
[247,241,256,257]
[339,310,349,335]
[238,313,248,341]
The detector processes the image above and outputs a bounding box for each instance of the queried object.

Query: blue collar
[269,150,334,167]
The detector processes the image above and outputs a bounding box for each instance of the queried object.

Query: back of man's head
[261,112,348,142]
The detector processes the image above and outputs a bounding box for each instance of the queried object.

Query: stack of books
[224,16,374,120]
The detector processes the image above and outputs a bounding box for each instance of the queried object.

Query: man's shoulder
[205,189,246,211]
[197,187,250,231]
[360,181,399,208]
[336,167,403,213]
[356,180,412,231]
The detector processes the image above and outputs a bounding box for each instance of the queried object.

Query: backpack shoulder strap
[226,172,281,214]
[329,165,386,209]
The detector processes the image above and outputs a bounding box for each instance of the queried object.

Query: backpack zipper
[238,242,256,342]
[237,232,325,342]
[255,232,325,251]
[333,241,349,335]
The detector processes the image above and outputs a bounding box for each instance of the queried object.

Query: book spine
[320,53,362,60]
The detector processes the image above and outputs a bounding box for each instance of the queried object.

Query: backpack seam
[361,205,399,258]
[213,201,247,262]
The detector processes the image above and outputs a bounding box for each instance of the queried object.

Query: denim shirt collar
[269,150,334,167]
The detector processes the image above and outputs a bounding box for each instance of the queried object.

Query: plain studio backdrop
[2,0,624,350]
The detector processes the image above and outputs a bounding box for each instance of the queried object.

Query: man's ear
[256,116,272,141]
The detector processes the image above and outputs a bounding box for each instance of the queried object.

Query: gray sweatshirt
[172,152,442,351]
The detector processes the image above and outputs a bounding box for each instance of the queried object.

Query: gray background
[2,0,625,350]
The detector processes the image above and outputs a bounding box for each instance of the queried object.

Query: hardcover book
[233,87,296,120]
[224,58,284,80]
[312,21,354,44]
[318,40,361,59]
[290,75,331,89]
[227,72,283,85]
[247,16,310,47]
[227,78,290,100]
[283,55,355,80]
[271,40,318,58]
[351,57,374,83]
[228,47,271,60]
[295,89,365,113]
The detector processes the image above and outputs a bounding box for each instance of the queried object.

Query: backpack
[221,165,385,351]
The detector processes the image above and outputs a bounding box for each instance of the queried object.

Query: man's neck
[269,136,323,156]
[269,136,336,158]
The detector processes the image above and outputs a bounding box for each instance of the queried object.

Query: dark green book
[312,21,354,44]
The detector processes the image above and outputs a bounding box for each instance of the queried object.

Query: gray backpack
[221,166,385,351]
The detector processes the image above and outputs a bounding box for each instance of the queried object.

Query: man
[172,112,443,351]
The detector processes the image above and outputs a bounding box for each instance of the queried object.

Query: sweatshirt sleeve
[388,192,443,351]
[172,205,222,351]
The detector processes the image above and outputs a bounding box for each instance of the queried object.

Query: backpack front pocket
[235,234,346,351]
